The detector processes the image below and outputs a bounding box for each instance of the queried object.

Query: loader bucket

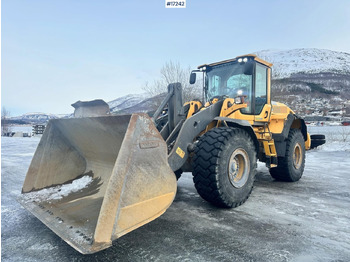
[17,113,177,254]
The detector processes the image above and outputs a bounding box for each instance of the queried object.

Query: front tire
[192,127,257,208]
[269,129,305,182]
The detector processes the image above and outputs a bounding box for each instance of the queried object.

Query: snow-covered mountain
[108,93,150,113]
[10,112,60,124]
[254,48,350,79]
[108,93,166,114]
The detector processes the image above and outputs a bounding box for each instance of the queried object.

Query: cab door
[254,63,271,123]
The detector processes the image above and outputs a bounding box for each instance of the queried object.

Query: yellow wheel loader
[18,54,325,254]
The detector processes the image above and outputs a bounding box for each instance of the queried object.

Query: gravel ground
[1,128,350,262]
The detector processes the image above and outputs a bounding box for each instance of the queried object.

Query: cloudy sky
[2,0,350,116]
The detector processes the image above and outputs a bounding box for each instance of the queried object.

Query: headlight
[238,57,248,63]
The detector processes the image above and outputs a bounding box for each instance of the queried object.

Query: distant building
[71,99,110,118]
[32,125,46,135]
[3,132,15,137]
[3,131,31,137]
[328,110,343,116]
[12,132,24,137]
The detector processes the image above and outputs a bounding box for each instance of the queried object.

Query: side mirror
[243,61,254,75]
[189,72,196,84]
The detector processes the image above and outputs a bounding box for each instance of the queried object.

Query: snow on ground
[1,126,350,261]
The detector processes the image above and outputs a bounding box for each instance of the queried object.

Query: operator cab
[190,55,272,116]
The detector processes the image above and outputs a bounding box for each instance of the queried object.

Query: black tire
[269,129,305,182]
[310,139,326,149]
[310,134,325,140]
[192,127,257,208]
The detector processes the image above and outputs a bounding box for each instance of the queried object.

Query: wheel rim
[228,148,250,188]
[293,143,302,169]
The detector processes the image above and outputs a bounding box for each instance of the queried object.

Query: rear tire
[269,129,305,182]
[310,134,325,140]
[310,134,326,149]
[310,139,326,149]
[192,127,257,208]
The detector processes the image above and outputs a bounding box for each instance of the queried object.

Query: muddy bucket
[18,113,177,254]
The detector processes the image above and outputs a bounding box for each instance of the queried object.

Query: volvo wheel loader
[18,54,325,254]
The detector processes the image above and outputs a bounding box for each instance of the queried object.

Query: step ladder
[262,140,278,168]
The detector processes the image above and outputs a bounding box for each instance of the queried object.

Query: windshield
[205,62,253,113]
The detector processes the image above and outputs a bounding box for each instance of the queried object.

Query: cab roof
[197,54,273,69]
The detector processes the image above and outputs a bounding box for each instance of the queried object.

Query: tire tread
[193,127,256,208]
[270,129,305,182]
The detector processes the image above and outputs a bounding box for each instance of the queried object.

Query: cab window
[205,61,253,114]
[229,74,252,114]
[255,64,267,114]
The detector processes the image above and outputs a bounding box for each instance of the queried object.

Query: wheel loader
[18,54,325,254]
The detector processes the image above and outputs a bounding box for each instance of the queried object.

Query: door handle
[264,111,269,118]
